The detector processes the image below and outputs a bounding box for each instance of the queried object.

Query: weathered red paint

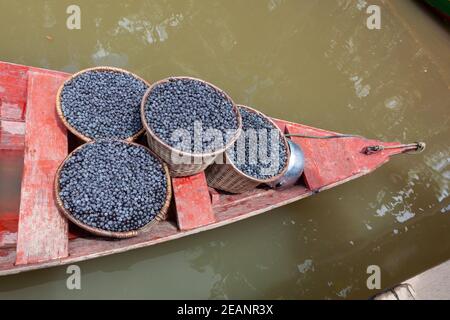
[271,118,287,133]
[172,173,216,230]
[285,123,400,191]
[208,187,221,206]
[0,213,18,248]
[15,71,70,265]
[0,120,25,150]
[0,62,69,150]
[0,213,18,233]
[0,64,28,122]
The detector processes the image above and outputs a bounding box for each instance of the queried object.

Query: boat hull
[0,61,409,276]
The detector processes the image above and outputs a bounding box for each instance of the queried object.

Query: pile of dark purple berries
[60,69,148,140]
[227,107,288,180]
[58,140,168,233]
[143,78,239,154]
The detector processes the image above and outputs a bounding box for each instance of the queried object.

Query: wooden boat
[0,61,423,276]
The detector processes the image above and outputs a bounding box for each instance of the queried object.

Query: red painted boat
[0,61,423,276]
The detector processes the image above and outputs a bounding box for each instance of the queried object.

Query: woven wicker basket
[206,105,290,194]
[54,140,172,239]
[141,76,242,177]
[56,66,150,142]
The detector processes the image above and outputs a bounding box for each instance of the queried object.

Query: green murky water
[0,0,449,299]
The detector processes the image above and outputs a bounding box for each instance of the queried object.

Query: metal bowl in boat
[267,139,304,189]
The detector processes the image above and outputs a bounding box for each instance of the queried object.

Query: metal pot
[267,139,304,189]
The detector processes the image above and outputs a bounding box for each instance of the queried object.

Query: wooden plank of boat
[0,62,68,150]
[15,71,69,265]
[0,213,18,248]
[0,63,29,122]
[0,62,70,253]
[0,61,423,276]
[284,123,402,192]
[172,173,216,230]
[0,62,67,123]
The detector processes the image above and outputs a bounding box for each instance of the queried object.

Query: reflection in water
[43,2,56,29]
[336,285,352,298]
[297,259,314,274]
[372,170,418,222]
[424,146,450,204]
[0,0,449,299]
[350,75,371,99]
[111,13,184,44]
[371,146,450,225]
[92,41,129,67]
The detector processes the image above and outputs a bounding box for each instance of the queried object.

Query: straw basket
[56,66,150,142]
[141,76,242,177]
[54,140,172,239]
[206,105,291,194]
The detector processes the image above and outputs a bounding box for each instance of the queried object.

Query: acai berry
[227,107,288,180]
[58,140,168,233]
[143,78,239,154]
[60,69,149,140]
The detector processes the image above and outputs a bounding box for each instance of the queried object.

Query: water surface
[0,0,449,299]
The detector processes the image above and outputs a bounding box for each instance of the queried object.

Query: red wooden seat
[15,71,69,265]
[172,173,216,231]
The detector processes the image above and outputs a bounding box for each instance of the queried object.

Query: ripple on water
[350,75,371,99]
[395,210,416,223]
[336,286,352,298]
[385,96,403,110]
[297,259,314,274]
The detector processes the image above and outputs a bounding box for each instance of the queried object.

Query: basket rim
[54,139,173,239]
[56,66,150,143]
[222,104,291,185]
[140,76,243,159]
